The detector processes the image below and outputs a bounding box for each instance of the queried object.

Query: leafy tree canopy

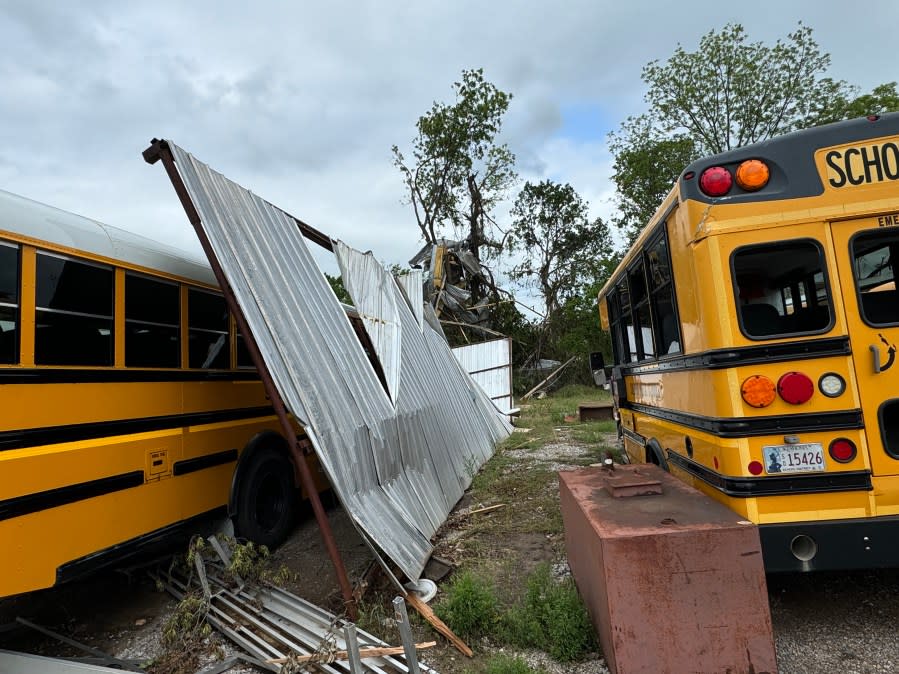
[393,68,517,250]
[508,180,613,321]
[609,23,899,245]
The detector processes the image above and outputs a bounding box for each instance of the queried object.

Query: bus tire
[646,439,670,471]
[234,447,296,549]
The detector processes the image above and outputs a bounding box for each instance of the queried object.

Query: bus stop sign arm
[142,138,357,619]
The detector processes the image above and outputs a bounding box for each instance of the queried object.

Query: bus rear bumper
[760,515,899,573]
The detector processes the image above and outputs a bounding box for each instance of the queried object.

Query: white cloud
[0,0,896,277]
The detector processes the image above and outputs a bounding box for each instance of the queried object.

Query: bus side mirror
[590,352,608,388]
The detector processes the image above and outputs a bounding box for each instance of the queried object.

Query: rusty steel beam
[142,139,356,619]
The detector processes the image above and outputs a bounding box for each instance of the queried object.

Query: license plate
[762,443,826,474]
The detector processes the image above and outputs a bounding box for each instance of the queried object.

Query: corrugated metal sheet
[165,142,511,581]
[452,339,514,414]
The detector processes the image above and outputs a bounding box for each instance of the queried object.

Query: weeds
[479,654,547,674]
[434,564,596,663]
[434,569,499,642]
[501,563,596,662]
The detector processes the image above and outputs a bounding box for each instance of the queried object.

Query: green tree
[608,22,899,245]
[392,68,517,252]
[324,273,352,305]
[640,23,853,155]
[608,118,697,245]
[509,180,612,318]
[811,81,899,125]
[508,180,613,367]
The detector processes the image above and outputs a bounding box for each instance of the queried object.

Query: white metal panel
[452,338,514,413]
[165,142,511,582]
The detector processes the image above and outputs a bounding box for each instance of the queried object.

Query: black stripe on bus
[622,402,863,438]
[0,471,144,522]
[621,427,646,447]
[0,406,276,452]
[620,336,851,375]
[57,505,229,584]
[0,368,261,384]
[666,451,872,498]
[173,449,239,476]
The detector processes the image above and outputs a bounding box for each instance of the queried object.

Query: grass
[433,563,596,665]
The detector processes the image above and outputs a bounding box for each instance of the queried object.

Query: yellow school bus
[0,189,327,597]
[597,113,899,571]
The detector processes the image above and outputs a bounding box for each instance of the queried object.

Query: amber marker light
[735,159,770,191]
[741,375,776,408]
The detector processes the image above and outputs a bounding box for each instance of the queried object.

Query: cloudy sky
[1,0,897,278]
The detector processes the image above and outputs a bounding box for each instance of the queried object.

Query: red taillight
[777,371,814,404]
[748,460,763,475]
[699,166,732,197]
[829,438,857,463]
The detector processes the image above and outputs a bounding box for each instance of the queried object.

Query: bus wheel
[646,439,670,472]
[234,448,296,549]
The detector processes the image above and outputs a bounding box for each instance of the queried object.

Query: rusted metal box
[578,401,614,422]
[560,465,777,674]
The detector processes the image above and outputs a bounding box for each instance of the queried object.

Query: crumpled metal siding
[166,142,511,581]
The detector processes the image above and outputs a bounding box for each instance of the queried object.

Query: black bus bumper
[760,515,899,573]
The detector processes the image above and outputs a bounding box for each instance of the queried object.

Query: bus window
[236,330,254,368]
[0,242,18,364]
[188,288,230,369]
[617,280,638,362]
[732,240,833,339]
[629,261,655,359]
[35,253,113,365]
[125,273,181,368]
[852,230,898,326]
[647,235,681,355]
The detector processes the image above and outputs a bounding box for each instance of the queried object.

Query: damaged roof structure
[144,140,512,596]
[408,239,498,328]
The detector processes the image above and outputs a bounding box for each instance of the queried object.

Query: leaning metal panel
[165,142,510,581]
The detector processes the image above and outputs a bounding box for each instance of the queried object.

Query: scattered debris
[466,504,506,516]
[13,618,144,672]
[520,356,576,401]
[405,592,473,658]
[153,536,439,672]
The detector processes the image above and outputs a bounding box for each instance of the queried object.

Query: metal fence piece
[150,140,511,583]
[0,650,130,673]
[452,338,514,415]
[392,598,420,674]
[14,619,144,673]
[155,560,436,674]
[344,624,363,674]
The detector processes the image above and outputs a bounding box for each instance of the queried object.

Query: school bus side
[599,114,899,571]
[0,190,327,597]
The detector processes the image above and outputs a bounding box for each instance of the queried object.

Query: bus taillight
[735,160,770,191]
[741,375,776,407]
[699,166,732,196]
[829,438,857,463]
[777,372,814,404]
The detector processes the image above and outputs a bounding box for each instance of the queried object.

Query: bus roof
[680,112,899,205]
[0,188,216,286]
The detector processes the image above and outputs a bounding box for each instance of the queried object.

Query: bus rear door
[830,215,899,477]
